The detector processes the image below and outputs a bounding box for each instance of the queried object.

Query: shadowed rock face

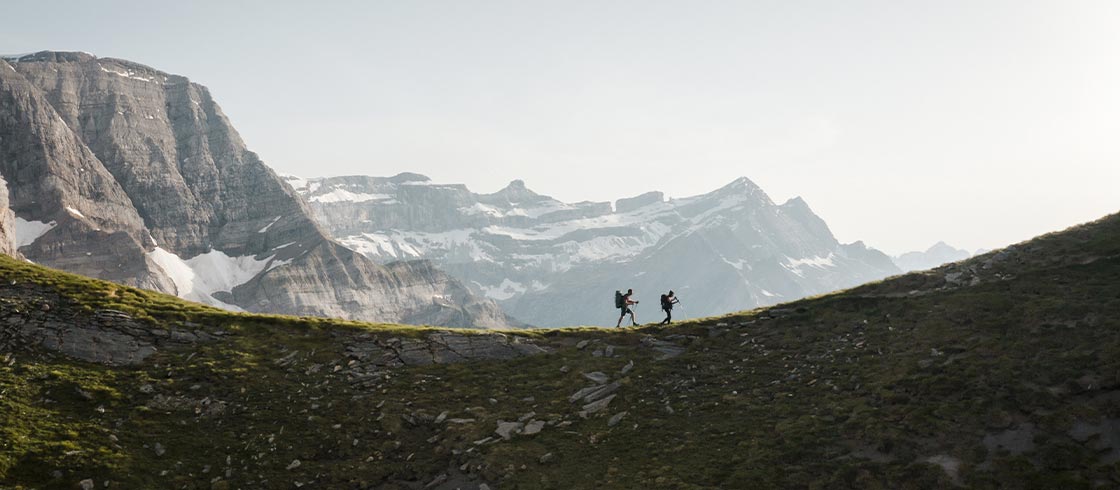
[0,176,20,257]
[0,52,520,328]
[0,55,168,289]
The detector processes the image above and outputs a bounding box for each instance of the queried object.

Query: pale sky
[4,0,1119,254]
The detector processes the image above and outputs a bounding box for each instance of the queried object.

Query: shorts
[619,307,633,316]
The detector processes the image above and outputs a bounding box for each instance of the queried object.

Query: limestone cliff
[0,52,519,328]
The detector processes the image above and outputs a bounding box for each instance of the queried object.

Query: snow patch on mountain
[478,279,527,300]
[147,247,275,311]
[98,63,158,83]
[782,254,837,277]
[557,229,667,263]
[461,201,574,219]
[481,204,673,242]
[722,257,749,271]
[309,188,395,204]
[337,229,493,262]
[14,217,57,247]
[258,216,282,233]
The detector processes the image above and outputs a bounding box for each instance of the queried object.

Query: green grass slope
[1,212,1119,489]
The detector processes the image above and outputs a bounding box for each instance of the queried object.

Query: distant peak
[492,179,535,194]
[388,172,430,183]
[476,178,552,205]
[782,196,808,207]
[495,179,538,198]
[730,176,759,187]
[713,176,763,195]
[927,241,964,253]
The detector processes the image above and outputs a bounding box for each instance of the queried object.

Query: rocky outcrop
[0,52,519,328]
[293,174,901,326]
[0,293,219,366]
[343,331,549,368]
[0,176,20,257]
[0,268,541,367]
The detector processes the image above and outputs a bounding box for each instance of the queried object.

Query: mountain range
[0,51,518,328]
[288,173,902,327]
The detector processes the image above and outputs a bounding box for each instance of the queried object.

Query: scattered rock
[495,421,524,440]
[570,381,620,404]
[523,420,545,435]
[576,340,590,350]
[153,442,165,457]
[640,336,686,360]
[286,459,301,470]
[583,381,621,403]
[79,479,95,490]
[569,385,602,403]
[539,452,554,464]
[620,360,634,375]
[582,371,609,384]
[582,394,616,415]
[608,411,628,427]
[447,418,476,424]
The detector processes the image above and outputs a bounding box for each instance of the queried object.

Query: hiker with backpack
[614,289,639,327]
[660,290,680,324]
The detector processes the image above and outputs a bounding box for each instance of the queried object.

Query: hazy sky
[4,1,1119,254]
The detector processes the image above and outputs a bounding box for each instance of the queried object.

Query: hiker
[614,288,639,327]
[660,290,679,324]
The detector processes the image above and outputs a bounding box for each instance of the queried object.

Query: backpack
[614,290,624,308]
[660,294,669,307]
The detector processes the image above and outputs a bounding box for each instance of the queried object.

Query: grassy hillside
[1,213,1118,489]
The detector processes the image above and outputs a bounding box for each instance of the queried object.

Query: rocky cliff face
[0,176,20,257]
[292,173,901,327]
[0,52,518,328]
